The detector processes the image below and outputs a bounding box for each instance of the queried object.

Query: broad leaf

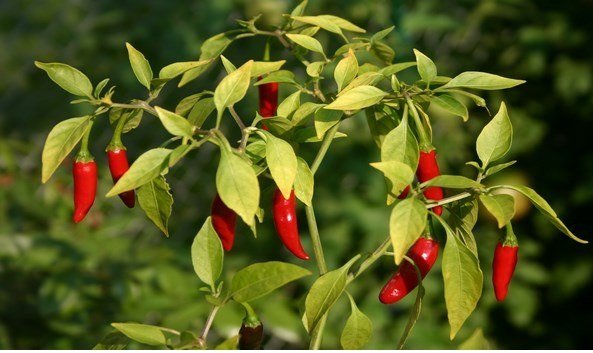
[458,328,491,350]
[381,116,419,170]
[413,49,437,84]
[441,71,525,90]
[291,15,343,36]
[340,293,372,349]
[389,198,428,264]
[188,97,216,127]
[155,107,194,138]
[106,148,172,197]
[230,261,311,302]
[277,90,301,118]
[422,175,482,189]
[159,60,211,79]
[34,62,93,97]
[137,176,172,237]
[314,109,343,139]
[334,50,358,92]
[338,72,383,96]
[191,217,223,288]
[286,34,325,56]
[294,157,314,207]
[125,43,153,89]
[111,323,167,347]
[321,15,366,33]
[431,94,469,122]
[479,194,515,228]
[41,116,91,183]
[325,86,387,111]
[109,108,143,133]
[214,60,253,119]
[379,62,417,76]
[476,102,512,167]
[251,60,286,77]
[264,132,297,199]
[370,161,414,199]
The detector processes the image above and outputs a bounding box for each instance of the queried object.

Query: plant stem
[309,316,327,350]
[198,305,220,347]
[348,236,392,283]
[305,205,327,274]
[425,191,472,209]
[311,123,340,174]
[404,94,432,151]
[229,106,246,130]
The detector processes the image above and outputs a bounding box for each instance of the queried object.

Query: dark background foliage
[1,0,592,349]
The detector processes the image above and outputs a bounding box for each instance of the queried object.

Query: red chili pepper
[492,243,519,302]
[379,237,439,304]
[398,185,410,199]
[106,148,135,208]
[72,159,97,223]
[211,193,237,251]
[272,188,310,260]
[417,149,444,215]
[258,78,278,131]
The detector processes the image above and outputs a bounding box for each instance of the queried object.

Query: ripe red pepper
[272,188,310,260]
[379,237,439,304]
[211,193,237,251]
[258,80,279,118]
[417,149,444,215]
[492,243,519,302]
[398,185,410,199]
[106,148,135,208]
[72,158,97,223]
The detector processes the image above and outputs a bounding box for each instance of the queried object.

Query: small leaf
[370,161,414,198]
[340,293,372,349]
[251,60,286,77]
[175,93,209,116]
[214,60,253,118]
[220,55,237,73]
[483,160,517,178]
[441,71,525,90]
[381,116,419,170]
[314,109,343,139]
[34,62,93,97]
[125,43,153,89]
[292,102,325,126]
[479,194,515,228]
[111,323,166,346]
[41,116,91,183]
[277,90,301,118]
[285,33,325,56]
[159,60,211,79]
[371,26,395,42]
[106,148,171,197]
[137,176,172,237]
[334,50,358,92]
[458,328,491,350]
[325,86,387,111]
[109,108,143,133]
[230,261,311,302]
[431,94,469,122]
[254,70,297,86]
[379,62,416,76]
[294,157,314,207]
[338,72,383,96]
[321,15,366,33]
[306,61,325,78]
[188,97,216,128]
[191,217,223,288]
[291,15,343,36]
[155,107,194,138]
[305,256,360,332]
[216,145,260,226]
[264,132,298,199]
[476,102,513,167]
[422,175,482,189]
[413,49,437,84]
[390,198,428,264]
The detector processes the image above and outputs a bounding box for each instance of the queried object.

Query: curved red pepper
[211,193,237,251]
[379,237,439,304]
[107,148,135,208]
[258,81,279,118]
[72,159,97,223]
[492,243,518,302]
[272,188,310,260]
[417,149,444,215]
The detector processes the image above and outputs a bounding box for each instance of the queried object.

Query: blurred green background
[1,0,592,349]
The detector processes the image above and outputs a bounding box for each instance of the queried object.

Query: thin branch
[198,305,220,347]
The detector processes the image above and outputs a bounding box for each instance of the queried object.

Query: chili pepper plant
[36,1,588,349]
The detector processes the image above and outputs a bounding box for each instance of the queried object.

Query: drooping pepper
[72,158,97,223]
[492,224,519,302]
[238,303,264,350]
[106,147,135,208]
[211,193,237,251]
[272,188,310,260]
[257,78,278,131]
[417,149,444,215]
[379,236,439,304]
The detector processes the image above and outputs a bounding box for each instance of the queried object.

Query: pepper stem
[76,119,95,162]
[240,302,261,328]
[405,94,433,152]
[502,223,519,247]
[107,110,128,151]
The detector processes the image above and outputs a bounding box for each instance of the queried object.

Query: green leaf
[230,261,311,302]
[106,148,172,197]
[41,116,91,183]
[338,72,383,96]
[215,335,239,350]
[290,0,308,17]
[220,55,237,73]
[93,331,128,350]
[431,94,469,122]
[294,157,314,207]
[188,97,216,128]
[277,90,301,118]
[264,132,298,199]
[125,43,153,89]
[325,86,388,111]
[449,199,480,257]
[370,161,414,199]
[216,146,260,226]
[254,70,297,86]
[413,49,437,84]
[34,62,93,97]
[159,60,211,80]
[200,32,234,60]
[397,257,425,349]
[499,185,588,244]
[285,33,325,56]
[379,62,417,76]
[214,60,253,119]
[293,127,348,143]
[370,41,395,64]
[155,107,194,138]
[292,102,325,126]
[321,15,366,33]
[479,194,515,228]
[441,71,525,90]
[476,102,512,167]
[93,78,110,98]
[109,108,143,133]
[191,217,223,288]
[441,225,483,340]
[111,323,167,346]
[422,175,482,189]
[306,61,325,78]
[371,26,395,42]
[175,93,210,116]
[291,15,343,36]
[251,60,286,77]
[340,293,372,349]
[389,198,428,264]
[483,160,517,178]
[381,116,419,170]
[334,50,358,92]
[314,109,343,139]
[458,328,491,350]
[305,256,360,332]
[137,176,172,237]
[447,89,487,108]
